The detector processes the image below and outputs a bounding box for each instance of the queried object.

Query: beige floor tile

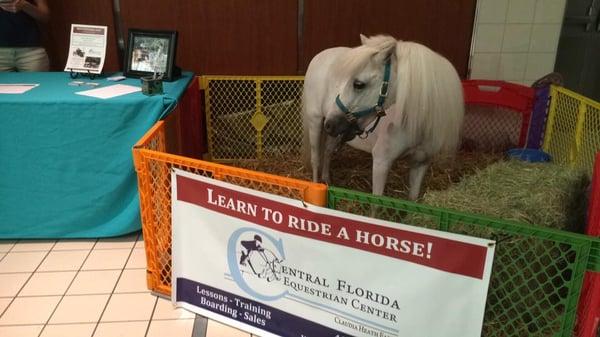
[114,269,148,293]
[0,252,5,261]
[0,240,17,253]
[0,298,12,314]
[11,240,56,252]
[81,249,130,270]
[40,323,95,337]
[67,270,121,295]
[0,325,43,337]
[100,293,156,322]
[95,233,138,250]
[38,250,89,272]
[0,251,47,273]
[52,239,96,251]
[146,318,194,337]
[93,321,148,337]
[153,297,195,320]
[0,272,31,297]
[20,271,76,296]
[0,296,61,325]
[206,320,252,337]
[125,248,147,269]
[49,294,109,324]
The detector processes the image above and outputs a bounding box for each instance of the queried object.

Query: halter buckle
[379,81,389,97]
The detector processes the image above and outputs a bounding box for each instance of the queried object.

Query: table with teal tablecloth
[0,72,194,238]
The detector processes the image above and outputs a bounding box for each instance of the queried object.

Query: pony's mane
[392,41,464,156]
[335,35,397,78]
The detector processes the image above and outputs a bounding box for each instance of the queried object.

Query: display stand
[69,69,101,80]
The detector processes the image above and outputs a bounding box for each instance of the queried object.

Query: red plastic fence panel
[178,77,205,158]
[587,153,600,236]
[576,152,600,337]
[462,80,535,149]
[463,80,535,113]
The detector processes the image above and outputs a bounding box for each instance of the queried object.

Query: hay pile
[408,160,589,232]
[401,160,590,336]
[229,147,589,232]
[231,146,505,199]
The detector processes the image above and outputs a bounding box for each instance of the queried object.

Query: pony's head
[324,34,398,139]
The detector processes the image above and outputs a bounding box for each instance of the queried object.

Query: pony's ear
[359,34,369,45]
[373,39,397,63]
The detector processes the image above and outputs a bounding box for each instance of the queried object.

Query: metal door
[555,0,600,101]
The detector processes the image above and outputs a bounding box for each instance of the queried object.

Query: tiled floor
[0,232,255,337]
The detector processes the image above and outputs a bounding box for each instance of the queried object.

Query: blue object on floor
[507,148,552,162]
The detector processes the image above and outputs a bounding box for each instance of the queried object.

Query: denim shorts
[0,47,50,72]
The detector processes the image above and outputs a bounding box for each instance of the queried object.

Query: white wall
[469,0,567,85]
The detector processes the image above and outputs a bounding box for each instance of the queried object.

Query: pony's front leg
[407,150,429,201]
[408,164,429,201]
[370,154,395,219]
[307,119,323,182]
[372,159,393,196]
[321,135,340,184]
[371,130,410,196]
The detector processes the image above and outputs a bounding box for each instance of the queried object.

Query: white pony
[303,34,464,200]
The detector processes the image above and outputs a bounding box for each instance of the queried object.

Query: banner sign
[171,169,495,337]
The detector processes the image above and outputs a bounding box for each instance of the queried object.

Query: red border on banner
[176,175,489,279]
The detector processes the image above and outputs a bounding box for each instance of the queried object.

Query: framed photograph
[123,29,180,81]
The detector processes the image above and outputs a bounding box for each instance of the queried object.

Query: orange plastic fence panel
[133,120,326,296]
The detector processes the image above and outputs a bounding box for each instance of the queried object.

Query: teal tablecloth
[0,72,193,238]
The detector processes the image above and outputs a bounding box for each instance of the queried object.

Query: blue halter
[335,59,391,135]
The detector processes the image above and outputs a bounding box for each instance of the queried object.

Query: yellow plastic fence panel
[200,76,305,162]
[543,85,600,176]
[133,120,327,296]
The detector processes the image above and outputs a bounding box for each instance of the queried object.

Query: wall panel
[119,0,298,75]
[302,0,476,77]
[44,0,119,71]
[42,1,475,77]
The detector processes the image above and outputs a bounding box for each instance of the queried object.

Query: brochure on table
[75,84,141,100]
[64,24,107,75]
[0,84,39,94]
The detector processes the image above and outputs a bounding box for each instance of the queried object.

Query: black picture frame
[123,29,180,81]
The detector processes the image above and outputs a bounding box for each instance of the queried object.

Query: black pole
[112,0,125,71]
[297,0,304,75]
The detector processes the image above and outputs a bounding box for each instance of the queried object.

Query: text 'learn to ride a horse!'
[205,187,433,260]
[177,174,488,279]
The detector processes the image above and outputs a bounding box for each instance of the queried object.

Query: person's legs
[15,47,49,71]
[0,48,18,71]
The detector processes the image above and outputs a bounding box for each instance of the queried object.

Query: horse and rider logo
[235,232,284,282]
[231,232,283,282]
[227,228,288,301]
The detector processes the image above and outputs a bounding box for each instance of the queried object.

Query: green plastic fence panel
[328,186,600,337]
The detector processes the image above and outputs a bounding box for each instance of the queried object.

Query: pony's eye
[353,80,366,90]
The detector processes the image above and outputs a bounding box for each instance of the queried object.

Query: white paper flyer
[64,24,107,74]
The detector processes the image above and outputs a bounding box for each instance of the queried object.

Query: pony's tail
[394,41,464,157]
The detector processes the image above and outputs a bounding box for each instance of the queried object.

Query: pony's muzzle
[324,115,352,137]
